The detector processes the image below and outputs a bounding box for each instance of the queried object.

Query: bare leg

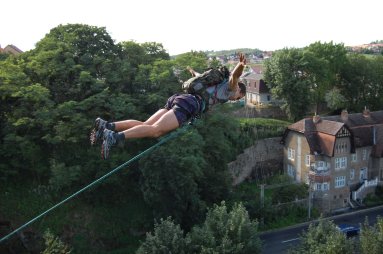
[121,109,179,139]
[114,109,168,131]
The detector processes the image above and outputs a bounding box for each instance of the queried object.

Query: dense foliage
[0,24,250,252]
[2,23,381,253]
[264,41,383,120]
[137,202,261,254]
[289,219,354,254]
[290,217,383,254]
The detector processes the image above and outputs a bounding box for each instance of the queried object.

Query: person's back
[204,80,236,106]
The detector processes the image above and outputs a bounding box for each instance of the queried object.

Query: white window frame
[305,154,310,166]
[351,153,357,162]
[362,149,367,160]
[335,157,347,170]
[335,176,346,188]
[350,169,355,180]
[341,157,347,168]
[288,147,295,161]
[315,182,330,191]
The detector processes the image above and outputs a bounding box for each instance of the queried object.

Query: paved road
[260,205,383,254]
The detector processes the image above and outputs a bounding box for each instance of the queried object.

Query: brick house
[281,109,383,213]
[242,72,276,106]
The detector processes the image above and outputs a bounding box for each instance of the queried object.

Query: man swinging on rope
[91,53,247,159]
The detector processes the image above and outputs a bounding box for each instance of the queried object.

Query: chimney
[341,109,348,122]
[363,106,370,118]
[313,114,321,124]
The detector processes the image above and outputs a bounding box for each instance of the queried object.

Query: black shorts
[164,94,202,125]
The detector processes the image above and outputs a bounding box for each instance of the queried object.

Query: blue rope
[0,125,191,244]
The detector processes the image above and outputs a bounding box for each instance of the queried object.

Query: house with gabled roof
[242,72,277,106]
[281,109,383,213]
[0,44,23,55]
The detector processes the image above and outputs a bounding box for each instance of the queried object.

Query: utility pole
[260,184,265,226]
[260,184,265,208]
[308,179,312,219]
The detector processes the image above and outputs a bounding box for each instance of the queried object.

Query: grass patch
[364,193,383,207]
[227,177,319,231]
[239,117,291,127]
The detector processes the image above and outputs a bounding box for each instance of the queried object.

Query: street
[260,205,383,254]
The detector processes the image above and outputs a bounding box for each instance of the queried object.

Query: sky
[1,0,383,56]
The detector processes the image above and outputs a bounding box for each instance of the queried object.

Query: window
[305,155,311,166]
[335,142,348,154]
[362,149,367,160]
[288,148,295,161]
[267,95,271,101]
[335,157,347,170]
[315,182,330,191]
[341,157,347,168]
[351,153,357,162]
[360,168,367,181]
[350,169,355,180]
[287,164,295,178]
[335,176,346,188]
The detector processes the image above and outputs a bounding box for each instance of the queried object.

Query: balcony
[310,163,330,175]
[309,163,331,183]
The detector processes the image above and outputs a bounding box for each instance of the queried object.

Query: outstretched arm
[229,53,247,91]
[187,66,201,77]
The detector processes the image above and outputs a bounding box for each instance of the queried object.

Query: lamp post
[308,179,313,219]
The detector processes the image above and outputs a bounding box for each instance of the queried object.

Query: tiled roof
[283,110,383,157]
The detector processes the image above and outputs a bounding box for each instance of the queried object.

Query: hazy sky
[1,0,382,55]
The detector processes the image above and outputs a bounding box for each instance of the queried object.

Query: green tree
[338,54,383,112]
[306,41,347,85]
[271,183,308,204]
[140,42,170,63]
[324,87,347,110]
[264,48,312,120]
[360,217,383,254]
[190,202,261,254]
[42,229,72,254]
[195,113,241,204]
[139,130,207,229]
[137,202,261,254]
[0,56,55,179]
[136,217,190,254]
[366,55,383,110]
[303,42,348,113]
[22,23,121,103]
[289,219,354,254]
[173,51,208,82]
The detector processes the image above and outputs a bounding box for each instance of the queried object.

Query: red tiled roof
[283,110,383,157]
